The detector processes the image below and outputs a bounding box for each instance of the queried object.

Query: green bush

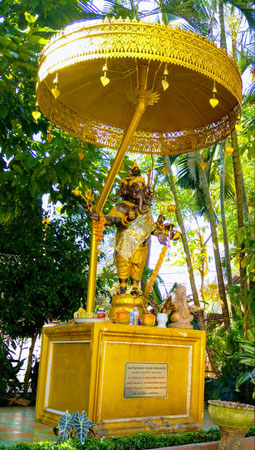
[0,427,254,450]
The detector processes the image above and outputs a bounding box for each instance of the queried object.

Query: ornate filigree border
[37,80,240,155]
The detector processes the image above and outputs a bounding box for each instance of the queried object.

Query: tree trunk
[218,0,227,50]
[166,157,203,328]
[141,235,151,292]
[241,170,249,220]
[196,152,230,328]
[23,331,39,397]
[206,345,221,377]
[219,144,236,319]
[232,131,248,330]
[18,337,24,363]
[166,157,220,372]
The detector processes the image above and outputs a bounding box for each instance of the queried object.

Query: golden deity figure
[81,162,181,298]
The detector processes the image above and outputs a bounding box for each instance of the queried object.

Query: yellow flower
[72,189,81,197]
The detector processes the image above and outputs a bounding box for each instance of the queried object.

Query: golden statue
[80,162,181,297]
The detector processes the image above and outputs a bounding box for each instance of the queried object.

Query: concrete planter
[208,400,255,449]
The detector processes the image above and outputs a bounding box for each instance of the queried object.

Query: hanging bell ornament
[209,81,219,108]
[235,123,242,132]
[235,116,242,132]
[51,73,60,99]
[78,141,85,159]
[100,61,110,87]
[47,124,53,143]
[226,138,234,155]
[32,102,41,121]
[200,153,207,170]
[161,64,169,91]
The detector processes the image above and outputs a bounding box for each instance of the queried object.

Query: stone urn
[208,400,255,449]
[156,312,168,328]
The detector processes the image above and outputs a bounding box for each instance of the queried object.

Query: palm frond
[223,0,255,29]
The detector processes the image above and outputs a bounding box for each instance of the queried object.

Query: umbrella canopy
[37,18,242,155]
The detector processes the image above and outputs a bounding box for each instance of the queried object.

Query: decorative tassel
[209,80,219,108]
[226,138,234,155]
[100,60,110,87]
[161,64,169,91]
[200,153,207,170]
[47,124,53,143]
[51,72,60,99]
[235,113,242,132]
[32,101,41,121]
[78,142,85,160]
[162,157,168,175]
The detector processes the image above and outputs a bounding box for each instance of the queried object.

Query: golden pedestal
[35,322,206,436]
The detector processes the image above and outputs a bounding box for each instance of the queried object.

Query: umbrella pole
[86,64,149,315]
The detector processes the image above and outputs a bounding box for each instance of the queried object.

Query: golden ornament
[209,98,219,108]
[32,110,41,121]
[235,123,242,132]
[226,146,234,155]
[51,87,60,99]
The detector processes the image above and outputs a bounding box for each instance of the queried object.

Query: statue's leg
[130,244,148,294]
[115,252,131,294]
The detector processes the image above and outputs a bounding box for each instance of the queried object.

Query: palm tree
[195,152,231,328]
[216,0,254,310]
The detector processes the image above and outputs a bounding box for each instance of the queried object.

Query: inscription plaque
[124,362,168,398]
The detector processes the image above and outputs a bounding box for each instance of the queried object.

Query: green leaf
[8,50,19,59]
[58,411,75,442]
[28,35,49,45]
[0,105,8,119]
[13,152,29,161]
[73,411,95,444]
[24,12,38,23]
[237,227,245,244]
[12,164,23,174]
[27,157,39,168]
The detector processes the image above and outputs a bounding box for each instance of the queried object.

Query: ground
[0,407,214,448]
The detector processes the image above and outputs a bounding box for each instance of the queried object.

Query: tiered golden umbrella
[36,18,242,313]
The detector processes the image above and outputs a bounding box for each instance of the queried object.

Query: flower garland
[144,245,167,297]
[94,213,106,254]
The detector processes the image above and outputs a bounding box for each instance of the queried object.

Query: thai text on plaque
[124,362,168,398]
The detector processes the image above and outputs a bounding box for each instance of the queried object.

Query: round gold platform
[109,293,147,321]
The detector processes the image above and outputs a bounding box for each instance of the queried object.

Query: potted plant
[142,280,177,327]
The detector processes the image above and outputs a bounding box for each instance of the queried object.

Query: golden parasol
[36,18,242,313]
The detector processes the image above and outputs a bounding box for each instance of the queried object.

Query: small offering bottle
[129,310,134,325]
[97,309,106,318]
[133,307,139,325]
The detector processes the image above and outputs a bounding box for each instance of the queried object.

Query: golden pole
[86,63,149,314]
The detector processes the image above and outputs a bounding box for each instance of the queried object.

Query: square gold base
[35,322,205,436]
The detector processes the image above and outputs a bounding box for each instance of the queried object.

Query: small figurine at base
[168,284,200,329]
